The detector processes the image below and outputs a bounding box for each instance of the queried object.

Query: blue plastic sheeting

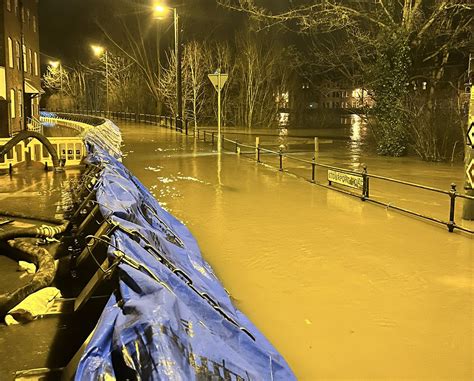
[76,120,295,380]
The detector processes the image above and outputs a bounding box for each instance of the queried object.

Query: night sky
[39,0,248,65]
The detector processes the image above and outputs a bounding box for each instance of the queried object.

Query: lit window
[23,44,27,72]
[28,49,32,73]
[14,0,17,15]
[33,16,36,32]
[10,89,15,118]
[34,52,38,76]
[15,41,20,69]
[6,0,11,12]
[18,90,22,118]
[8,38,13,68]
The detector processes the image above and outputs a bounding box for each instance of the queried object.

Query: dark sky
[39,0,246,65]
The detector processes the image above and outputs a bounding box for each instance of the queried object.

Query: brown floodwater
[120,122,473,380]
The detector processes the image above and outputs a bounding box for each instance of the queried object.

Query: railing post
[211,132,215,145]
[185,120,188,135]
[204,131,206,142]
[235,140,239,154]
[255,137,260,162]
[279,148,283,171]
[448,183,457,233]
[362,165,370,201]
[314,137,319,160]
[311,157,316,183]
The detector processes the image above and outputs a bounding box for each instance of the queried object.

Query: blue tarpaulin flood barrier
[75,120,296,380]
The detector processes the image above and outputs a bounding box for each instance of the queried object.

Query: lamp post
[153,3,182,130]
[91,45,109,115]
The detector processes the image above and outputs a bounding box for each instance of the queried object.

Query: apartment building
[0,0,41,138]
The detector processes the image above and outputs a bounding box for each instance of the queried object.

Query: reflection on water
[120,122,473,380]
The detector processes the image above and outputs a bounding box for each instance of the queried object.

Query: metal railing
[58,110,473,235]
[27,116,43,134]
[206,132,474,235]
[46,109,193,136]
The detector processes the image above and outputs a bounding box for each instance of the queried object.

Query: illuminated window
[14,0,18,15]
[33,16,37,32]
[28,49,32,73]
[8,38,13,68]
[23,44,27,72]
[6,0,11,12]
[18,90,22,118]
[10,89,15,118]
[15,41,20,70]
[34,52,38,76]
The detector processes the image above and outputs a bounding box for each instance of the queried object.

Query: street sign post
[467,122,474,146]
[208,70,228,153]
[462,53,474,220]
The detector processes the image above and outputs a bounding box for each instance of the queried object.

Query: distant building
[0,0,41,138]
[297,80,374,110]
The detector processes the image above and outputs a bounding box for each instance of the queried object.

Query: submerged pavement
[120,122,473,380]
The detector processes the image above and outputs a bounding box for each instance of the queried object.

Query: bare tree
[219,0,473,158]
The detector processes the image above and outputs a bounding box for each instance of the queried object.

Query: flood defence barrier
[49,113,296,380]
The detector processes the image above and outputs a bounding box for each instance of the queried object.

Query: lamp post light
[49,60,63,109]
[91,45,109,115]
[153,3,182,130]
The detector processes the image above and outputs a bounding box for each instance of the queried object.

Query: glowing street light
[91,45,105,57]
[153,2,182,130]
[90,44,109,114]
[49,60,60,69]
[153,4,169,19]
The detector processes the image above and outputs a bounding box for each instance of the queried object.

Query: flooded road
[120,122,473,380]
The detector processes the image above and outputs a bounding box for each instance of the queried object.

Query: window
[34,52,38,76]
[14,0,18,15]
[6,0,11,12]
[18,90,22,118]
[8,38,13,68]
[26,9,30,26]
[10,89,15,118]
[33,16,37,33]
[28,49,32,73]
[23,44,27,72]
[15,41,20,70]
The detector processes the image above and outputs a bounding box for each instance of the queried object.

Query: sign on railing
[328,170,364,190]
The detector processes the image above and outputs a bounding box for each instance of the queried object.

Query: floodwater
[119,121,473,380]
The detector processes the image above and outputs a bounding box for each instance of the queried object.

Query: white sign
[467,122,474,146]
[328,170,364,190]
[208,73,228,92]
[467,159,474,188]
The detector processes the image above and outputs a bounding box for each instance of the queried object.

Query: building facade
[0,0,41,138]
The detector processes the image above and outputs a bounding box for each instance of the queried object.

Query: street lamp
[91,44,109,114]
[153,2,182,130]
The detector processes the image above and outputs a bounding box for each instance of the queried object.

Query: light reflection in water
[120,122,472,380]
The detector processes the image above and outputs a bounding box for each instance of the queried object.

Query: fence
[53,110,474,235]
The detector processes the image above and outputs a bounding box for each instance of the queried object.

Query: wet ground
[0,166,107,380]
[120,121,473,380]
